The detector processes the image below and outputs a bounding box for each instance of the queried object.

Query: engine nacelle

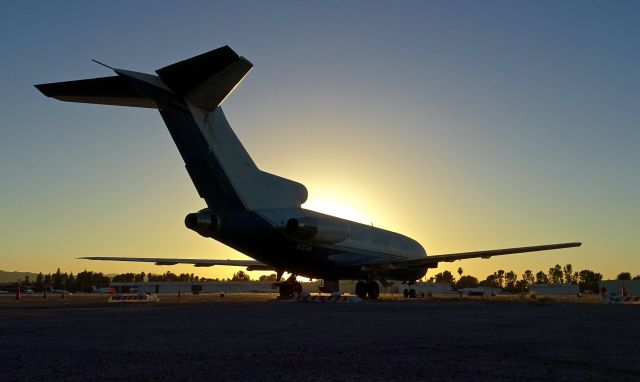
[184,211,220,237]
[285,217,348,244]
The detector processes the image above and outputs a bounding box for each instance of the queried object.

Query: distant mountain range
[0,270,39,283]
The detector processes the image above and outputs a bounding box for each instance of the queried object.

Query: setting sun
[303,197,371,225]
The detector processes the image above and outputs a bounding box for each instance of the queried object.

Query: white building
[599,280,640,296]
[109,280,454,296]
[110,281,277,294]
[529,283,580,296]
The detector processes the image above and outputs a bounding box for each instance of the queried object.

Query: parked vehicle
[46,287,72,295]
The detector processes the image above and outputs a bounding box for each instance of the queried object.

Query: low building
[410,282,454,295]
[599,280,640,296]
[110,281,277,294]
[529,283,579,296]
[458,287,502,296]
[109,280,452,295]
[323,281,454,296]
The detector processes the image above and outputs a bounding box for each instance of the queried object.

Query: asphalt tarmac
[1,294,638,381]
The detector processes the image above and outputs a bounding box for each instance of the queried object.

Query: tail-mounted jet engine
[285,217,348,244]
[184,211,220,237]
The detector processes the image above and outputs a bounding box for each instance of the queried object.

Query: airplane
[35,46,581,299]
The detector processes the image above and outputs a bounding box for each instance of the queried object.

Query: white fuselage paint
[256,208,428,267]
[188,103,309,209]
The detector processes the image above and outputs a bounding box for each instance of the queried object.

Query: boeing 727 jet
[36,46,580,299]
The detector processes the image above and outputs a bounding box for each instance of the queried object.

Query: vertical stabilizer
[187,105,308,209]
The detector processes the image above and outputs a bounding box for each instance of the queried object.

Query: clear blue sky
[1,1,638,280]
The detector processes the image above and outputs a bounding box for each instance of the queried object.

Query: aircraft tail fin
[156,45,253,110]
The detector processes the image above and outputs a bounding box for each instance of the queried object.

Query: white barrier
[605,295,640,305]
[108,294,159,303]
[293,293,361,303]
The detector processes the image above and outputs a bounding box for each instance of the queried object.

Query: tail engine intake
[185,211,219,237]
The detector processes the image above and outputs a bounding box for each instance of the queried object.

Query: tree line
[14,269,278,293]
[430,264,640,293]
[11,265,640,294]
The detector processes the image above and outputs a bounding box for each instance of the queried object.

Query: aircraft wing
[79,257,273,271]
[363,242,582,270]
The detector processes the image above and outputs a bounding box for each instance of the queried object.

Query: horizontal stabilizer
[35,76,157,108]
[156,45,253,110]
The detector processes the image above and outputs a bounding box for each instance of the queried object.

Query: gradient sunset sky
[1,1,638,280]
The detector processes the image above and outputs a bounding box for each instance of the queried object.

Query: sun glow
[303,197,371,225]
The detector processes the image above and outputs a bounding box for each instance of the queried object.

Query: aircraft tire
[291,280,302,295]
[403,289,409,298]
[355,281,367,299]
[367,281,380,300]
[409,289,417,298]
[279,283,293,298]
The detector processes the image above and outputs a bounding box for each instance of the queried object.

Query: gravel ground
[1,294,638,381]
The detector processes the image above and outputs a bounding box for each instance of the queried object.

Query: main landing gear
[403,288,417,298]
[401,281,419,298]
[276,274,302,298]
[355,280,380,300]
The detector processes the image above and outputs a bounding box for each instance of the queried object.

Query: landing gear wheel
[279,275,302,298]
[355,281,367,299]
[367,281,380,300]
[403,289,409,298]
[291,280,302,295]
[279,283,293,298]
[409,289,417,298]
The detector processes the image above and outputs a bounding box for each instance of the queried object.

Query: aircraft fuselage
[187,207,429,281]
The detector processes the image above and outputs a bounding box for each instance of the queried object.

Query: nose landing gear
[355,280,380,299]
